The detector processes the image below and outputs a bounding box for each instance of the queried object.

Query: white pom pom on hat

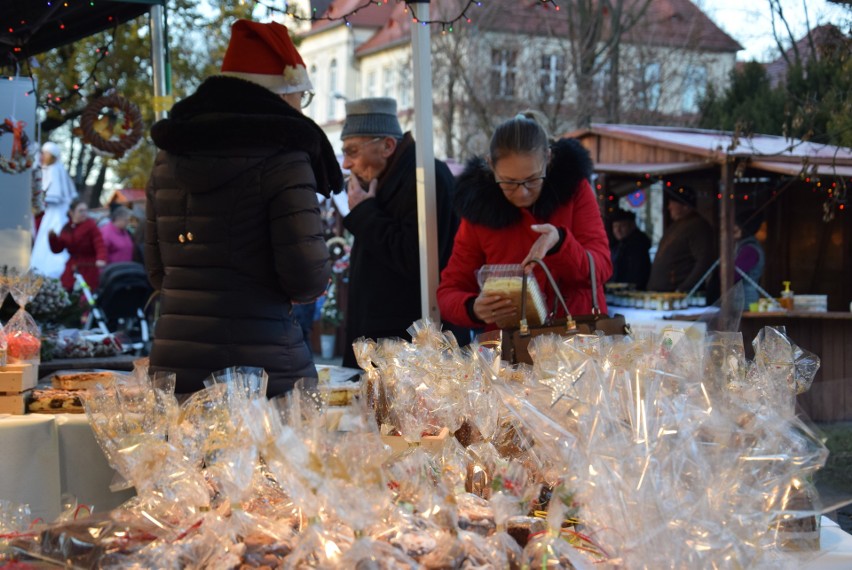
[220,19,313,95]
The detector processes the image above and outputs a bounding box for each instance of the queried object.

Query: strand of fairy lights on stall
[596,172,848,217]
[3,2,120,117]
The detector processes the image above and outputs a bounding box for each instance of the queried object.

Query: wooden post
[719,160,736,323]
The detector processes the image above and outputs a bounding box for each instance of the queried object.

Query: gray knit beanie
[341,97,403,139]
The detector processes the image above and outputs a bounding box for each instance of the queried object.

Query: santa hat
[221,20,312,95]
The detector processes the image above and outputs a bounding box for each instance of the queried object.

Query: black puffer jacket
[145,76,343,395]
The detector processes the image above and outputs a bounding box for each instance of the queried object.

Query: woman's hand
[522,223,560,269]
[473,293,517,325]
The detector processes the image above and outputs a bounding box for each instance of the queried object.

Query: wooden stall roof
[566,124,852,177]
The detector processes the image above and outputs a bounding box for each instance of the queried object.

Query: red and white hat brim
[222,64,312,94]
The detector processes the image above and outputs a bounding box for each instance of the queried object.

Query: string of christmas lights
[246,0,492,32]
[594,173,848,219]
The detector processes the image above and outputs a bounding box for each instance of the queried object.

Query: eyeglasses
[300,91,315,108]
[495,176,546,193]
[341,137,382,159]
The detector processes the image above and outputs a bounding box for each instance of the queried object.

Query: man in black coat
[145,20,342,396]
[609,208,651,290]
[340,97,458,368]
[646,186,715,293]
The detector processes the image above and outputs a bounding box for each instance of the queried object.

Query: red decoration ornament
[0,118,34,175]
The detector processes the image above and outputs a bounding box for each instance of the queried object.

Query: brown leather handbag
[497,253,629,365]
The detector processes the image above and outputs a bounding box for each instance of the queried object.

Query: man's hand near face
[347,176,378,211]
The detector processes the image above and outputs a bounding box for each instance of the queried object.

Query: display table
[801,517,852,569]
[0,413,134,521]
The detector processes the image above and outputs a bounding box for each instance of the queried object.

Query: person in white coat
[30,142,78,278]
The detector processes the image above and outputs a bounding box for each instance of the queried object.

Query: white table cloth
[801,517,852,569]
[0,413,133,521]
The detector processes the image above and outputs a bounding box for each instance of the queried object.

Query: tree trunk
[605,41,621,123]
[89,158,108,208]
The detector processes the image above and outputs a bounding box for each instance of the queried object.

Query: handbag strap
[586,250,601,315]
[520,258,575,335]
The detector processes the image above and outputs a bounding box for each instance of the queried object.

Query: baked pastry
[52,371,115,391]
[481,273,548,328]
[28,388,85,414]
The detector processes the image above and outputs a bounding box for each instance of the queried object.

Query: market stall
[2,321,851,568]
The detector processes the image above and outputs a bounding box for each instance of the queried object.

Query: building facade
[296,0,742,160]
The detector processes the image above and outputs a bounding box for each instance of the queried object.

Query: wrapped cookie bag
[5,270,43,364]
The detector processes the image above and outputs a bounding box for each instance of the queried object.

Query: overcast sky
[698,0,850,61]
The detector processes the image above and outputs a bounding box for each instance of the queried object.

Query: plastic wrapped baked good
[477,264,547,328]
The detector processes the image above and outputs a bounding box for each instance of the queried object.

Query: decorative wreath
[79,92,144,159]
[0,118,34,175]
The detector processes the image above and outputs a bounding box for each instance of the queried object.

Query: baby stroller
[96,262,154,354]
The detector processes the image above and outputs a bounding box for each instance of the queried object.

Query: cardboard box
[0,390,31,414]
[0,363,38,392]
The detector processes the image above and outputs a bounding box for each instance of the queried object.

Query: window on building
[539,53,565,103]
[681,65,707,113]
[367,70,377,97]
[638,62,661,110]
[491,48,517,99]
[399,63,411,109]
[593,59,611,99]
[382,67,394,97]
[308,65,318,119]
[327,59,338,120]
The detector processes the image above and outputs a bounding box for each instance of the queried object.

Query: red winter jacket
[438,139,612,329]
[49,217,107,292]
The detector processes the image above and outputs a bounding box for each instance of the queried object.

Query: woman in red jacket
[48,198,107,292]
[437,112,612,330]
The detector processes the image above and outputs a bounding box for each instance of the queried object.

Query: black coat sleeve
[262,152,332,303]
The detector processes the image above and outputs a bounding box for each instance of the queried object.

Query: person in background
[31,141,78,279]
[437,112,612,330]
[646,185,715,293]
[734,209,765,307]
[340,97,458,368]
[48,198,107,292]
[145,19,342,396]
[99,205,135,265]
[129,207,146,263]
[609,208,651,289]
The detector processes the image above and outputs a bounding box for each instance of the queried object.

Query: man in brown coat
[646,186,715,293]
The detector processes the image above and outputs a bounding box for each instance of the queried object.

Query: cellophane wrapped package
[477,263,548,327]
[5,270,44,364]
[490,323,830,569]
[8,310,842,568]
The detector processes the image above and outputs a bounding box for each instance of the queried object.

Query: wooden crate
[0,363,38,392]
[0,391,31,414]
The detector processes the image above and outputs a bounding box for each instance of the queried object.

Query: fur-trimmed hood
[150,76,343,197]
[454,138,594,229]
